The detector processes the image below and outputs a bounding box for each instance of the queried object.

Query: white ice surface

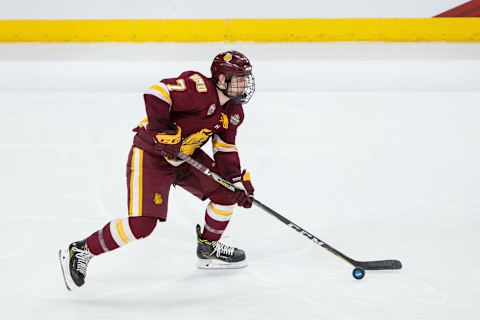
[1,43,480,320]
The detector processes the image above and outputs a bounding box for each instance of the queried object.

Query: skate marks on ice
[1,44,480,320]
[245,266,355,320]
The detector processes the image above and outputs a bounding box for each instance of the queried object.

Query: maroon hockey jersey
[134,71,244,180]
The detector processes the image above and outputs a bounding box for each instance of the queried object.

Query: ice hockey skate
[58,240,93,291]
[196,224,247,269]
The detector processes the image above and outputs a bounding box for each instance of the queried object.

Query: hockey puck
[352,267,365,280]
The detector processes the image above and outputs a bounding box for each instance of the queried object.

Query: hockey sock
[86,216,158,255]
[202,202,235,241]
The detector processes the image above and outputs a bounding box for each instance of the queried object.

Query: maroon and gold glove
[231,170,255,208]
[154,125,182,160]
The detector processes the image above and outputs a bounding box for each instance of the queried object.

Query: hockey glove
[231,170,255,208]
[154,125,182,160]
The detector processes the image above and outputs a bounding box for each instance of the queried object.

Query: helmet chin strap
[217,77,235,101]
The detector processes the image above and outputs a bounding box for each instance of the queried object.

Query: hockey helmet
[211,51,255,104]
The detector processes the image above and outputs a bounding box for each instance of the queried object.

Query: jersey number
[166,74,207,93]
[166,79,186,92]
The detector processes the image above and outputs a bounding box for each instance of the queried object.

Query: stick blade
[356,259,402,270]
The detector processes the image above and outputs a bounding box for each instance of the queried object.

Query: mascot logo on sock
[154,193,163,205]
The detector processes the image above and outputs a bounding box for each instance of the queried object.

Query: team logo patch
[224,53,232,62]
[207,104,216,116]
[153,193,163,205]
[230,114,241,126]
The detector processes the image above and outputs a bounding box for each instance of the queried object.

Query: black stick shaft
[252,198,357,266]
[177,152,402,271]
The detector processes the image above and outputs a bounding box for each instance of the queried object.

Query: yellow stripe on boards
[116,219,130,244]
[0,18,479,42]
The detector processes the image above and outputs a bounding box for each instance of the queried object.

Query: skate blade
[58,249,74,291]
[197,259,247,270]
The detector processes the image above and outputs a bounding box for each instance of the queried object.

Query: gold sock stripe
[116,219,130,244]
[206,202,234,222]
[210,203,233,216]
[109,219,125,247]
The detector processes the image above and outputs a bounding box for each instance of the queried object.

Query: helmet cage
[223,73,255,104]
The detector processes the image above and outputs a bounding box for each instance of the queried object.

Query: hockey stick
[177,152,402,274]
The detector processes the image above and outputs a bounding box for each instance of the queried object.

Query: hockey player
[59,51,256,291]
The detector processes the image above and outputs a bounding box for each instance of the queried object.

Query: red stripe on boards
[435,0,480,17]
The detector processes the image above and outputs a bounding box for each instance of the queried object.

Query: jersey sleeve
[143,80,173,133]
[213,102,245,180]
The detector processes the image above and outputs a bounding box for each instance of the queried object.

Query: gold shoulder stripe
[149,84,172,105]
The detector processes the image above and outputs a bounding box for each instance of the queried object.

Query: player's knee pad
[128,216,158,239]
[208,185,237,206]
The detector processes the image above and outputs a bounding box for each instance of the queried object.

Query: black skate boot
[196,224,247,269]
[58,240,93,291]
